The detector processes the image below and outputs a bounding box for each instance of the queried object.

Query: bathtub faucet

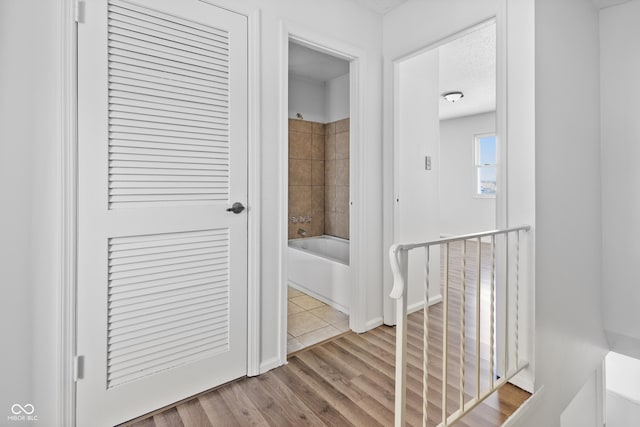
[297,228,307,237]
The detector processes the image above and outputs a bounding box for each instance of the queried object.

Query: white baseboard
[259,356,284,375]
[365,317,383,331]
[510,366,535,394]
[407,295,443,315]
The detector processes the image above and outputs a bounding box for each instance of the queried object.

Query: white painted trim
[58,0,77,425]
[278,20,290,371]
[366,317,384,331]
[407,296,443,315]
[245,8,262,378]
[259,356,284,375]
[278,22,369,366]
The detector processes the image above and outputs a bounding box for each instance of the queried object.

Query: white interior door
[76,1,248,425]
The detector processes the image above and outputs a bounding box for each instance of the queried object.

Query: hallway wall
[600,0,640,357]
[439,111,497,236]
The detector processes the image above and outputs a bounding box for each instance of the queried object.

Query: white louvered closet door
[76,1,248,425]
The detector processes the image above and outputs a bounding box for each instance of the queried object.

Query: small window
[475,134,497,197]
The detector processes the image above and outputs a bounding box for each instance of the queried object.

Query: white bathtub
[288,236,350,313]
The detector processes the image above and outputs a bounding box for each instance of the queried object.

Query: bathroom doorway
[285,41,352,354]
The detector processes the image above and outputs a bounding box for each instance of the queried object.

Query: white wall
[605,352,640,427]
[0,1,383,423]
[516,0,610,425]
[560,370,601,427]
[0,0,61,423]
[325,73,350,123]
[288,72,350,124]
[606,352,640,402]
[0,0,36,415]
[288,74,326,122]
[397,50,442,312]
[607,391,640,427]
[439,112,496,236]
[600,0,640,357]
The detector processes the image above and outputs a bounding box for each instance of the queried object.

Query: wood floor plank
[218,381,270,426]
[284,356,384,427]
[175,399,213,427]
[153,408,183,427]
[198,390,240,427]
[123,241,530,427]
[272,358,356,427]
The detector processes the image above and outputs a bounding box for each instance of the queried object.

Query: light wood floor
[124,241,530,427]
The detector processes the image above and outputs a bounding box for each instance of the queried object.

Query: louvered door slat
[109,26,229,61]
[109,328,228,367]
[108,11,230,51]
[108,323,221,358]
[109,0,229,41]
[107,229,231,388]
[108,3,231,209]
[110,103,220,122]
[110,69,228,96]
[110,289,227,320]
[109,246,226,266]
[109,282,224,310]
[109,51,228,83]
[110,273,229,298]
[108,20,229,52]
[108,318,221,352]
[108,339,228,387]
[108,309,227,345]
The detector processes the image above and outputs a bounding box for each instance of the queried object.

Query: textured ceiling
[438,23,496,120]
[351,0,408,14]
[289,42,350,82]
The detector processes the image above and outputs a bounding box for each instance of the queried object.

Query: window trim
[473,133,497,199]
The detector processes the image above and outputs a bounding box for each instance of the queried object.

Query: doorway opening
[285,41,351,354]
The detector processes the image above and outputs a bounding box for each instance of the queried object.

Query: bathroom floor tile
[290,295,326,310]
[288,287,304,298]
[334,319,350,333]
[287,287,349,354]
[288,301,305,315]
[309,305,348,325]
[297,325,341,347]
[288,311,329,337]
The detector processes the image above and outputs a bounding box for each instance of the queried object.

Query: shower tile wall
[289,119,325,239]
[325,118,349,239]
[288,117,349,240]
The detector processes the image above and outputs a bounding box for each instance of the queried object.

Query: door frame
[383,10,508,325]
[278,22,368,362]
[57,1,262,425]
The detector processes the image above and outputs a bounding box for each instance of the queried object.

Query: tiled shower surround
[288,118,350,240]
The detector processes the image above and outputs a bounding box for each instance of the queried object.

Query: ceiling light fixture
[442,91,464,103]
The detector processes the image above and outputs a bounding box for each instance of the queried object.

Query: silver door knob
[226,202,245,214]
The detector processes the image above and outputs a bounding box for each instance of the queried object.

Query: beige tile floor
[287,287,349,354]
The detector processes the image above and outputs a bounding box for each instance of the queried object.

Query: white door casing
[77,0,248,425]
